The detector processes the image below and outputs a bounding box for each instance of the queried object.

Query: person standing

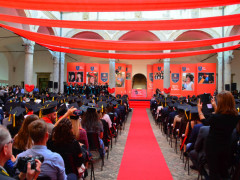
[198,91,239,180]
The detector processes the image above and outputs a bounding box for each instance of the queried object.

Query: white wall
[232,50,240,90]
[0,54,8,81]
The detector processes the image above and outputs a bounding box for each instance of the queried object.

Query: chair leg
[90,161,95,180]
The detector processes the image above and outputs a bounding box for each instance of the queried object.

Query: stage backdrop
[99,64,109,85]
[170,64,181,96]
[115,63,126,96]
[85,63,99,85]
[67,62,85,85]
[126,64,132,97]
[147,65,153,98]
[196,63,216,95]
[153,63,164,94]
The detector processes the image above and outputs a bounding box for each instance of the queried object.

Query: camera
[16,155,44,173]
[73,110,83,116]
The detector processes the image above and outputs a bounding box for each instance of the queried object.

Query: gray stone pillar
[109,59,116,96]
[224,51,233,89]
[52,51,60,93]
[217,52,223,92]
[23,41,35,87]
[163,58,170,96]
[59,52,65,94]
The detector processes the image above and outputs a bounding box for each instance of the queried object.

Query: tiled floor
[85,108,198,180]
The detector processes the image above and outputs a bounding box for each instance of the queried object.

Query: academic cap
[41,101,57,115]
[57,103,67,117]
[9,106,26,127]
[68,102,79,109]
[97,101,107,108]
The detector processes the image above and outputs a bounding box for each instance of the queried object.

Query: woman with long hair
[198,91,239,179]
[48,118,84,178]
[13,114,39,156]
[81,107,104,157]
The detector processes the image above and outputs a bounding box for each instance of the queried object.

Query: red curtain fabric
[42,43,240,59]
[0,0,238,11]
[1,23,240,51]
[1,13,240,30]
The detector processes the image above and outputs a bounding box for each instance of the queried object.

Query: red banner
[153,64,164,94]
[0,0,237,12]
[1,13,240,30]
[115,63,126,96]
[85,63,99,85]
[196,63,216,95]
[126,65,132,97]
[180,64,197,97]
[170,64,182,96]
[147,65,153,98]
[67,62,85,85]
[99,64,109,85]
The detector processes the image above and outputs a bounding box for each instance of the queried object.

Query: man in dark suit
[189,126,210,179]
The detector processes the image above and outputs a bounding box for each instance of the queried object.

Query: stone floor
[85,108,199,180]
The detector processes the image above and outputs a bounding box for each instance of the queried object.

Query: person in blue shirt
[15,120,72,180]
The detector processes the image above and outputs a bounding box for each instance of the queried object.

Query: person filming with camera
[0,125,41,180]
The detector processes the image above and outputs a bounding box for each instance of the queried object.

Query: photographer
[0,125,41,180]
[198,91,239,180]
[15,120,68,180]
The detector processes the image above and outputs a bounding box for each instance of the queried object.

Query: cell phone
[200,93,211,105]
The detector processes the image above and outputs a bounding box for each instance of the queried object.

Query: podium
[131,89,147,98]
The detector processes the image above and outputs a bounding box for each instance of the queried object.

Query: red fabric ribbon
[2,23,240,51]
[1,13,240,30]
[0,0,237,12]
[42,43,240,59]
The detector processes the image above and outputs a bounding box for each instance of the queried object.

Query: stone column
[163,58,170,96]
[109,58,116,96]
[52,51,60,93]
[59,52,65,94]
[224,51,233,89]
[217,52,223,92]
[23,41,35,88]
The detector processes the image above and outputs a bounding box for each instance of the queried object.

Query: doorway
[36,73,50,93]
[132,74,147,89]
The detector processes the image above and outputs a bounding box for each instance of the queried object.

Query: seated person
[48,118,84,178]
[15,120,68,180]
[189,126,210,178]
[0,125,41,180]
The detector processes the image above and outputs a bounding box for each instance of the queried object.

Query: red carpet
[117,108,173,180]
[129,100,150,108]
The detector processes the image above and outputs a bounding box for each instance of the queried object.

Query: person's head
[28,120,48,144]
[82,107,99,130]
[216,91,238,116]
[45,112,57,123]
[0,125,13,165]
[70,118,80,139]
[52,118,74,144]
[77,72,81,79]
[14,114,39,150]
[90,76,95,84]
[186,74,193,82]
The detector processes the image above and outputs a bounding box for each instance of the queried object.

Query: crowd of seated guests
[151,91,240,180]
[0,86,129,179]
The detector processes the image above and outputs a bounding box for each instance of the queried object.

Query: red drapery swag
[0,0,238,11]
[42,43,240,59]
[1,23,240,51]
[0,13,240,30]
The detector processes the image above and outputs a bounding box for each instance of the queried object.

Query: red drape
[1,23,240,51]
[1,13,240,30]
[0,0,238,12]
[42,43,240,59]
